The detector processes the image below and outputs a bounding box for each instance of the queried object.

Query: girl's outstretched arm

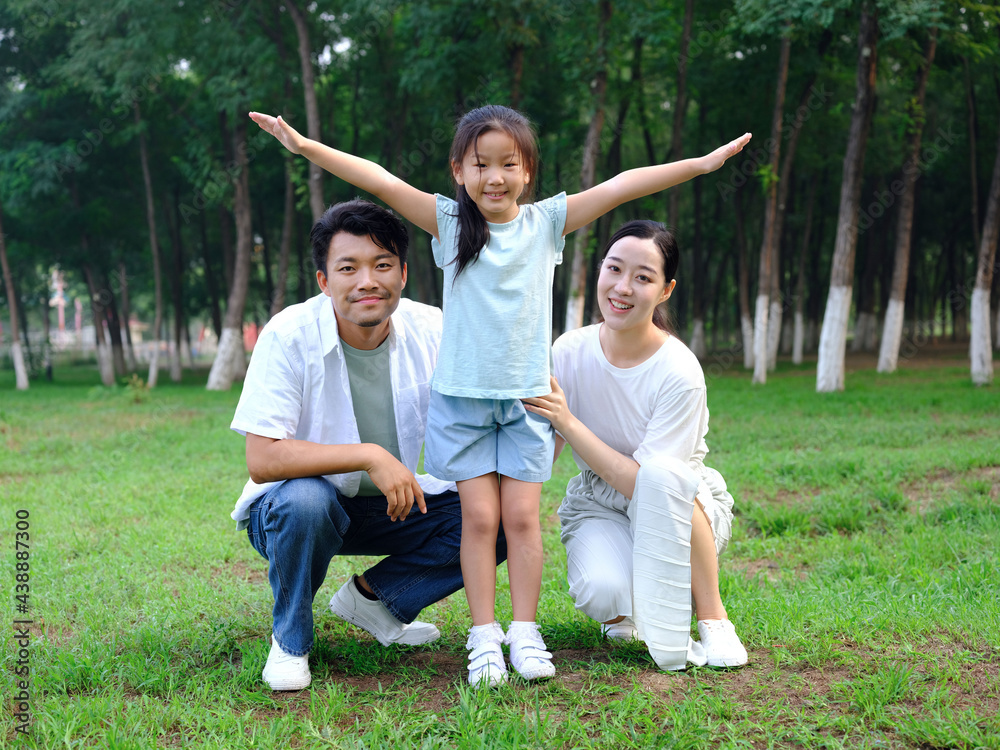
[249,112,439,239]
[563,132,751,235]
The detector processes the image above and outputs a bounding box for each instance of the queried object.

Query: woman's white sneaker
[601,617,640,641]
[697,619,748,667]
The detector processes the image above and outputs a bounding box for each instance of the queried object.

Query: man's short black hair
[310,199,409,275]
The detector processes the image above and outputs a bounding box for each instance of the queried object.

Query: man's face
[317,232,406,349]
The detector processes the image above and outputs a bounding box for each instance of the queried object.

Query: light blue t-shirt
[431,193,567,399]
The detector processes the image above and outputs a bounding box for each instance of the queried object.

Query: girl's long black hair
[448,105,539,279]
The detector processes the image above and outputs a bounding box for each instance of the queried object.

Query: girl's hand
[249,112,304,155]
[522,376,573,433]
[700,132,752,174]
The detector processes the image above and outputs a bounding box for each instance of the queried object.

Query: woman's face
[596,235,675,331]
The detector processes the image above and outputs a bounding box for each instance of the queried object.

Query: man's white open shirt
[230,294,454,529]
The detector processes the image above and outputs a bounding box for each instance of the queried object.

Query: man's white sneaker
[697,619,748,668]
[329,577,440,647]
[262,636,311,691]
[466,622,508,688]
[506,621,555,681]
[601,617,640,641]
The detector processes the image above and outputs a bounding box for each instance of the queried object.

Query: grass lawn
[1,353,998,749]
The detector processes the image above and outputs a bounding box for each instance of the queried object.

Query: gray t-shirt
[342,338,400,496]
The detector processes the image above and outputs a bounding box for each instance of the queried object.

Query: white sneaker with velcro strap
[505,621,555,681]
[466,621,508,688]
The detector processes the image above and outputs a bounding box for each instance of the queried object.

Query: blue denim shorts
[424,391,554,483]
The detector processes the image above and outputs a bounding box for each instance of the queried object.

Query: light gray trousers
[558,457,734,670]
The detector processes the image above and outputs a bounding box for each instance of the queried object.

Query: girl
[249,106,750,686]
[523,220,748,671]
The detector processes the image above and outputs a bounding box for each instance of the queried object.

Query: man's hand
[249,112,304,155]
[366,446,426,522]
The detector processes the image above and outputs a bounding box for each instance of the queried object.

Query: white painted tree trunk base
[565,295,584,333]
[877,298,905,374]
[96,340,115,386]
[11,341,29,390]
[741,314,754,369]
[689,319,707,360]
[792,312,804,365]
[970,288,993,386]
[766,298,782,371]
[817,286,852,392]
[147,347,160,389]
[170,346,182,383]
[752,295,769,384]
[207,327,245,391]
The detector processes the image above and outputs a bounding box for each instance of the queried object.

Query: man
[230,199,505,690]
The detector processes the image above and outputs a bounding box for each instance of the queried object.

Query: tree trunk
[0,200,28,389]
[81,264,116,387]
[689,119,707,359]
[163,192,184,382]
[734,187,754,368]
[970,117,1000,385]
[752,30,792,385]
[793,178,817,364]
[564,0,611,333]
[200,211,223,339]
[136,102,164,388]
[852,205,881,353]
[877,30,937,373]
[964,56,981,253]
[285,0,325,221]
[668,0,693,230]
[118,261,138,371]
[817,7,878,392]
[207,116,253,391]
[270,159,296,318]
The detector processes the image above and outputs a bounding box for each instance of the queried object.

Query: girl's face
[452,129,530,224]
[597,235,676,332]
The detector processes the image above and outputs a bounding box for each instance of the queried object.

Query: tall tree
[207,118,254,390]
[283,0,325,221]
[877,30,938,373]
[753,30,792,385]
[0,200,28,389]
[817,6,878,392]
[564,0,611,332]
[970,117,1000,385]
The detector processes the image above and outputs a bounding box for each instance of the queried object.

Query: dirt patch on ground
[903,465,1000,514]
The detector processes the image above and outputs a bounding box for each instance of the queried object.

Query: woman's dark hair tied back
[603,219,679,334]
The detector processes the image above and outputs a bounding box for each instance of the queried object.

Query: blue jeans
[246,476,506,656]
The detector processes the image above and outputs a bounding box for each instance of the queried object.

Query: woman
[523,220,747,670]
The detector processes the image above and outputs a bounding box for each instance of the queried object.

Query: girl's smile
[452,129,530,223]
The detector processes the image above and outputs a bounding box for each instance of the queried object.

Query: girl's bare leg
[690,499,728,621]
[457,473,502,626]
[498,476,543,622]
